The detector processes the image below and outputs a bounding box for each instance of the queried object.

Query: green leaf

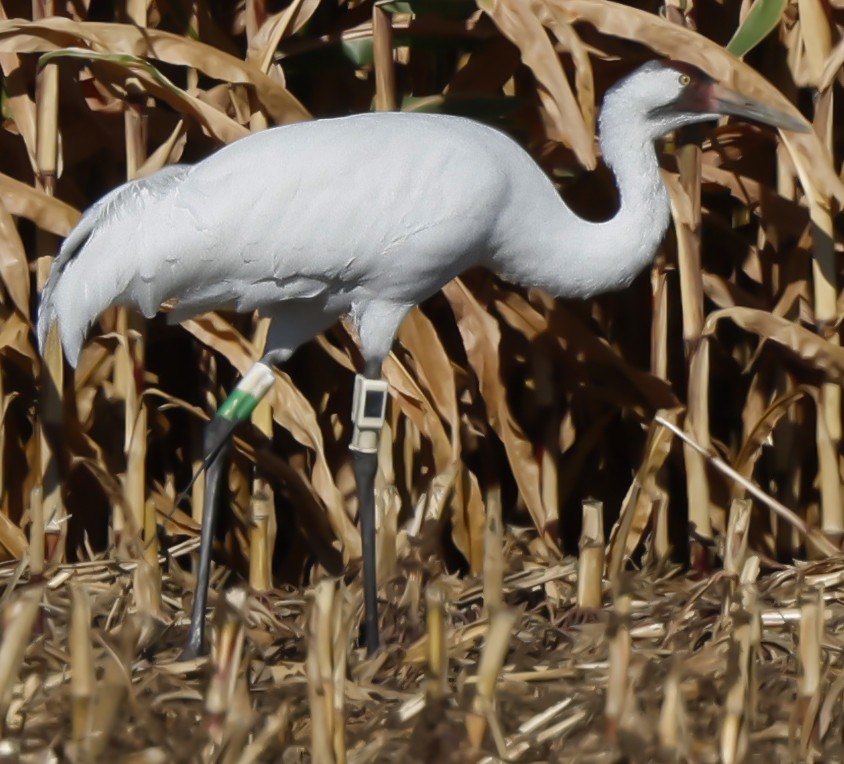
[340,38,374,66]
[380,0,476,16]
[0,77,11,122]
[38,48,180,95]
[726,0,788,58]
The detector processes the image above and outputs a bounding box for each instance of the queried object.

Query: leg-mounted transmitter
[350,375,388,453]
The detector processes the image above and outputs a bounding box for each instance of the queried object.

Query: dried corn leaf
[0,197,29,317]
[703,307,844,375]
[479,0,595,167]
[0,17,310,123]
[39,48,249,143]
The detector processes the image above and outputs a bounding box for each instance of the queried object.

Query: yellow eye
[679,73,691,86]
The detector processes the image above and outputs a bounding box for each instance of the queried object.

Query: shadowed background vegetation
[0,0,843,760]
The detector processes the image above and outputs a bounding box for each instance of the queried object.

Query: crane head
[612,60,808,137]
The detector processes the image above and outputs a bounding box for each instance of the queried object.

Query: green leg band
[218,363,276,422]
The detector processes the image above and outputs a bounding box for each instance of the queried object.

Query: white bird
[37,60,806,658]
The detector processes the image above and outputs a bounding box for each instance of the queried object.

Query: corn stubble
[0,0,843,760]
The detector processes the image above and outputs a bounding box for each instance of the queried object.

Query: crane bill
[707,82,809,133]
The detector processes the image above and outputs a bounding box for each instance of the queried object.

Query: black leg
[353,448,380,654]
[179,362,276,659]
[180,414,236,659]
[178,359,385,658]
[349,362,387,655]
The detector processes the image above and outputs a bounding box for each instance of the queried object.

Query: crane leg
[180,363,276,660]
[179,356,388,658]
[350,360,389,655]
[180,415,235,659]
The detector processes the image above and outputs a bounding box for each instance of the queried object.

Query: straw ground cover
[1,0,844,759]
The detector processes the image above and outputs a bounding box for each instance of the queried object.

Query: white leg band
[350,374,388,453]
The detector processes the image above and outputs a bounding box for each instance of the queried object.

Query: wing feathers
[37,165,190,366]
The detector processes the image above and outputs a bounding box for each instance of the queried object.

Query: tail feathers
[38,244,107,368]
[36,214,97,360]
[36,164,191,367]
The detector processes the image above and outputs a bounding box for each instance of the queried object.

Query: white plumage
[36,60,806,657]
[40,63,739,368]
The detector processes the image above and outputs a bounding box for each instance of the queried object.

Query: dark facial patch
[647,60,717,120]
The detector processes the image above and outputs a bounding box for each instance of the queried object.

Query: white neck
[493,92,672,300]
